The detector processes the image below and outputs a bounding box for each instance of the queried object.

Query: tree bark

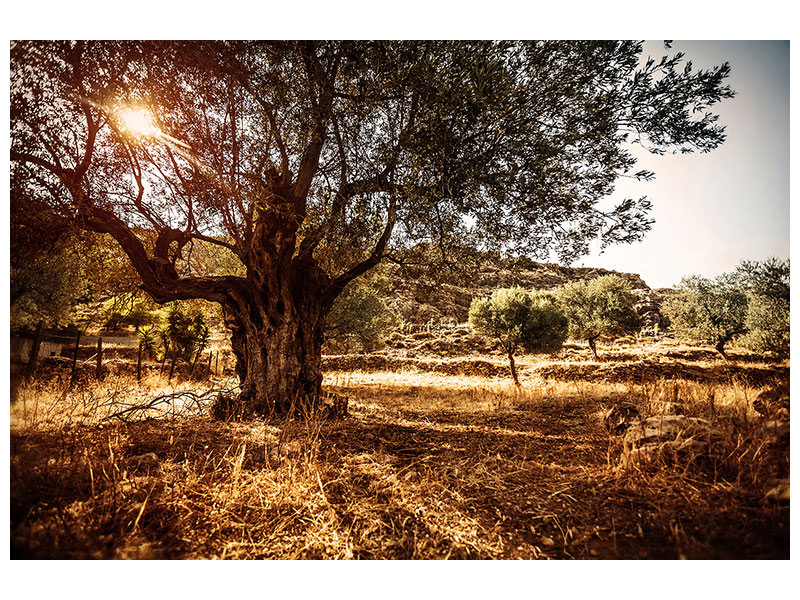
[588,336,600,361]
[715,336,731,360]
[507,350,521,386]
[224,282,327,416]
[26,320,45,377]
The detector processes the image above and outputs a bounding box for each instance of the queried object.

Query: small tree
[736,258,789,358]
[156,304,212,378]
[662,274,748,359]
[325,278,397,353]
[137,326,159,360]
[557,275,640,360]
[188,315,212,375]
[469,288,568,385]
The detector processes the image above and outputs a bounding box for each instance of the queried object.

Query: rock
[753,385,790,419]
[624,438,709,468]
[124,452,160,472]
[604,403,641,434]
[620,415,719,470]
[762,419,790,446]
[763,478,790,503]
[539,535,556,547]
[623,415,715,450]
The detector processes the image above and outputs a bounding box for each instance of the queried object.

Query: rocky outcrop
[763,478,790,503]
[323,354,511,377]
[603,403,641,434]
[124,452,160,473]
[385,250,658,326]
[753,384,790,420]
[535,360,789,387]
[620,415,720,469]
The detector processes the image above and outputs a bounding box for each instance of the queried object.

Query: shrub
[557,275,640,360]
[662,259,790,359]
[468,287,568,385]
[137,326,160,360]
[161,304,210,362]
[325,278,397,353]
[736,258,790,357]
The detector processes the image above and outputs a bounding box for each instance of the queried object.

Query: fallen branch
[101,381,242,422]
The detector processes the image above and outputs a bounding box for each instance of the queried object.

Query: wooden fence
[11,322,225,383]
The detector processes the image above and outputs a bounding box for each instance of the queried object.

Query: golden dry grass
[9,339,790,559]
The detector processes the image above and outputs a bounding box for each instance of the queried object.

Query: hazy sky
[581,40,790,289]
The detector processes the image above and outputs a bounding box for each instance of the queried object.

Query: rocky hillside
[384,252,668,332]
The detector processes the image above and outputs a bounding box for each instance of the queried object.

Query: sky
[581,40,790,288]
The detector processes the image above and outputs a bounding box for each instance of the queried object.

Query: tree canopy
[557,275,641,360]
[662,274,748,358]
[469,287,568,384]
[10,40,734,414]
[664,259,790,358]
[737,258,790,357]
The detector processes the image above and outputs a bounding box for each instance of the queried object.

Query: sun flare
[116,107,159,137]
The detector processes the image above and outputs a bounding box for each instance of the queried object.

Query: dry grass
[10,339,789,559]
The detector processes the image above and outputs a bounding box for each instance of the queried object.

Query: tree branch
[326,194,397,297]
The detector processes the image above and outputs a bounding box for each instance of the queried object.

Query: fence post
[26,320,45,377]
[168,350,178,382]
[207,350,214,377]
[136,340,143,382]
[96,337,103,379]
[160,342,169,375]
[70,330,81,386]
[215,351,219,376]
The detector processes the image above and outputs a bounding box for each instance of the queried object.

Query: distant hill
[384,252,668,333]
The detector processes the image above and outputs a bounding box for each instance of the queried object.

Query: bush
[468,287,568,385]
[161,304,210,362]
[663,259,789,359]
[736,258,790,358]
[325,278,397,353]
[557,275,640,360]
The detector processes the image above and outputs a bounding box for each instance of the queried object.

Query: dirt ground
[9,339,790,559]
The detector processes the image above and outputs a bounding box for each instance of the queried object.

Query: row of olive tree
[663,258,789,359]
[468,275,640,384]
[468,259,789,385]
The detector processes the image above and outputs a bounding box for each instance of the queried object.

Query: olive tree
[557,275,641,360]
[662,274,748,359]
[469,288,568,385]
[737,258,790,357]
[11,41,733,416]
[665,259,789,358]
[325,277,397,353]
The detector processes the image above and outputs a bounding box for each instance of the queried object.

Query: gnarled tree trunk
[222,256,333,417]
[226,306,325,416]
